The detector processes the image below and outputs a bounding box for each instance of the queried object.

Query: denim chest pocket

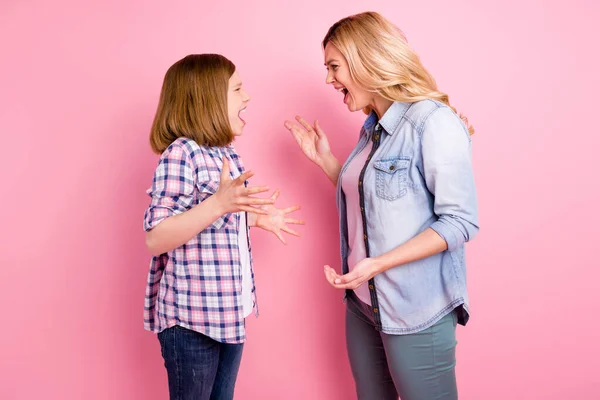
[373,157,410,200]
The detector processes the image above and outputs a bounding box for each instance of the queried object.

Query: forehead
[229,71,242,86]
[323,43,343,64]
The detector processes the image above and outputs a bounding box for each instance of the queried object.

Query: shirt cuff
[430,219,462,252]
[144,206,176,232]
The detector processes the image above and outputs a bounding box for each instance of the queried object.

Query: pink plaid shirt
[143,137,257,343]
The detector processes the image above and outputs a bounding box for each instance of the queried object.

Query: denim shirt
[336,100,479,334]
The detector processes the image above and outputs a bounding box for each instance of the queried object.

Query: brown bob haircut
[149,54,236,154]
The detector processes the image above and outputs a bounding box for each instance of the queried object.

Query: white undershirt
[237,201,254,317]
[226,155,254,318]
[341,140,374,305]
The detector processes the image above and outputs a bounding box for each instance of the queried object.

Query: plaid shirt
[143,137,257,344]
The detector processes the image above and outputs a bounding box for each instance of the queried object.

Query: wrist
[321,152,337,168]
[247,211,258,227]
[208,194,227,217]
[370,256,387,274]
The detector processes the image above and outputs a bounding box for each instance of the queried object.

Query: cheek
[353,87,369,101]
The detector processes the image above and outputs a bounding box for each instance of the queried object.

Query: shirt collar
[363,102,412,135]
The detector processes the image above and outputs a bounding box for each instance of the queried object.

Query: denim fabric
[337,100,479,334]
[158,325,244,400]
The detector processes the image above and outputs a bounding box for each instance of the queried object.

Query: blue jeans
[157,326,244,400]
[346,291,458,400]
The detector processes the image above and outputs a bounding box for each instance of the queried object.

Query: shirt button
[360,207,364,212]
[368,284,374,290]
[373,308,379,313]
[389,165,395,171]
[359,181,362,186]
[363,234,367,240]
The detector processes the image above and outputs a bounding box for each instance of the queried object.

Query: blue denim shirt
[336,100,479,334]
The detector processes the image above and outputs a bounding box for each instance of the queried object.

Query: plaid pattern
[143,137,257,344]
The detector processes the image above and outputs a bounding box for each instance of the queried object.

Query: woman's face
[324,43,372,113]
[227,70,251,136]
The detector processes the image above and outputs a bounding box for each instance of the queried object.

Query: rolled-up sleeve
[143,144,195,232]
[421,106,479,251]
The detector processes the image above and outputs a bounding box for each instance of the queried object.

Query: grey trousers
[346,292,459,400]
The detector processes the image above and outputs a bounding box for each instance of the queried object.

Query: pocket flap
[373,158,410,174]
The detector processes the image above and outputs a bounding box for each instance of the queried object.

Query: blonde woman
[285,12,479,400]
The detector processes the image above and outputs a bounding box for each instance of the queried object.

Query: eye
[235,88,241,92]
[331,65,339,71]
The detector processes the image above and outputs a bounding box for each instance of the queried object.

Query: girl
[285,12,479,400]
[144,54,303,400]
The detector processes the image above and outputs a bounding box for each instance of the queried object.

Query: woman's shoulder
[404,100,463,134]
[405,99,446,121]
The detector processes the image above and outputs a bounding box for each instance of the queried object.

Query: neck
[371,96,394,120]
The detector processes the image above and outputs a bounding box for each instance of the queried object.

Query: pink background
[1,0,599,399]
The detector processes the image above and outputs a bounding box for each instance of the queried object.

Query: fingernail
[334,279,341,284]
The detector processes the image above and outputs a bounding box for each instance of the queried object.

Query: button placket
[355,123,383,328]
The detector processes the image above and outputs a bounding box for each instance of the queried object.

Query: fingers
[284,218,305,225]
[283,120,295,131]
[333,280,360,290]
[290,125,308,143]
[333,271,352,285]
[323,265,361,290]
[274,230,287,245]
[236,170,255,184]
[282,205,301,214]
[238,197,275,206]
[281,226,300,237]
[324,265,338,286]
[332,271,362,289]
[314,120,326,138]
[270,189,280,201]
[295,115,314,133]
[220,158,231,181]
[240,206,269,215]
[284,121,303,145]
[244,186,270,195]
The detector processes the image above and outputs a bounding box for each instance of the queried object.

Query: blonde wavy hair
[323,11,474,135]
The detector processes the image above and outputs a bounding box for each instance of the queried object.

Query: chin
[347,100,367,113]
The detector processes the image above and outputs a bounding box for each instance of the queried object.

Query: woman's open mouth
[337,87,349,104]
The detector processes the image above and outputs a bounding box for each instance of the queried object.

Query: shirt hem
[145,321,247,344]
[379,298,467,335]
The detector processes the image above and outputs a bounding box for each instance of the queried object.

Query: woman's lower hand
[324,258,381,290]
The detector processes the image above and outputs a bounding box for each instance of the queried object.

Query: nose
[325,70,335,85]
[242,89,251,102]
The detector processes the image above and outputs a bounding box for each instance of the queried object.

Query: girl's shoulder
[162,137,219,167]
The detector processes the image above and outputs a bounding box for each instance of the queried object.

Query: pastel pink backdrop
[1,0,598,399]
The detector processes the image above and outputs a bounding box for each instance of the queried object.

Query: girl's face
[324,43,372,113]
[228,71,251,136]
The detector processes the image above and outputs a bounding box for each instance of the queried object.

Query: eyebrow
[324,59,340,66]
